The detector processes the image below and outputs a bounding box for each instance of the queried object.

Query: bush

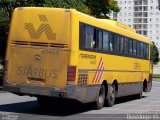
[153,74,160,78]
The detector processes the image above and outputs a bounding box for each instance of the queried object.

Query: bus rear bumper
[3,83,100,103]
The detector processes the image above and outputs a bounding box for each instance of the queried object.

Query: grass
[153,74,160,78]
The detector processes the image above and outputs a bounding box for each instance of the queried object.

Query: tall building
[110,0,160,48]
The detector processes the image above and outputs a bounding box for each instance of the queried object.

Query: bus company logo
[34,54,41,62]
[24,14,56,40]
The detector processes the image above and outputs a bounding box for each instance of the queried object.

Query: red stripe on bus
[95,60,104,83]
[97,66,104,83]
[92,58,102,83]
[92,58,104,83]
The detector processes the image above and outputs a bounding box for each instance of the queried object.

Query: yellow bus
[4,7,153,109]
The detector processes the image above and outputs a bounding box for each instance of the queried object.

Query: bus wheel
[95,84,106,109]
[106,84,116,107]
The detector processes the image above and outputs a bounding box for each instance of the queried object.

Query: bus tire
[94,84,106,109]
[106,84,116,107]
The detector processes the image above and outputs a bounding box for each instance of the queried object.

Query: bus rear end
[4,7,74,98]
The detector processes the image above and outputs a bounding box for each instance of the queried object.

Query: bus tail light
[67,66,76,82]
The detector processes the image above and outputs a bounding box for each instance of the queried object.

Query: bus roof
[99,19,136,33]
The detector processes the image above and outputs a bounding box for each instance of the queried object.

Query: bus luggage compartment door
[8,47,69,89]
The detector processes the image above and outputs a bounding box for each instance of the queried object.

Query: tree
[44,0,89,13]
[152,42,159,65]
[85,0,120,18]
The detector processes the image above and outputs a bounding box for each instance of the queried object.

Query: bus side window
[129,39,133,56]
[119,37,124,54]
[150,45,153,61]
[114,35,119,53]
[84,26,94,49]
[109,33,114,52]
[146,44,149,59]
[98,30,103,51]
[103,31,109,52]
[93,28,98,49]
[79,23,85,49]
[143,44,147,59]
[124,38,129,55]
[133,40,137,56]
[137,41,140,57]
[140,42,144,58]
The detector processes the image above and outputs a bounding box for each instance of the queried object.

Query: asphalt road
[0,82,160,120]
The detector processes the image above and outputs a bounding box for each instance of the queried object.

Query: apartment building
[110,0,160,48]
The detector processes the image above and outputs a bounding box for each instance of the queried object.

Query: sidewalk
[153,78,160,82]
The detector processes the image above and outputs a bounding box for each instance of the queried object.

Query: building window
[156,18,159,22]
[119,19,122,22]
[157,36,159,40]
[156,30,159,34]
[144,31,147,35]
[128,1,131,4]
[156,24,159,28]
[150,18,152,22]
